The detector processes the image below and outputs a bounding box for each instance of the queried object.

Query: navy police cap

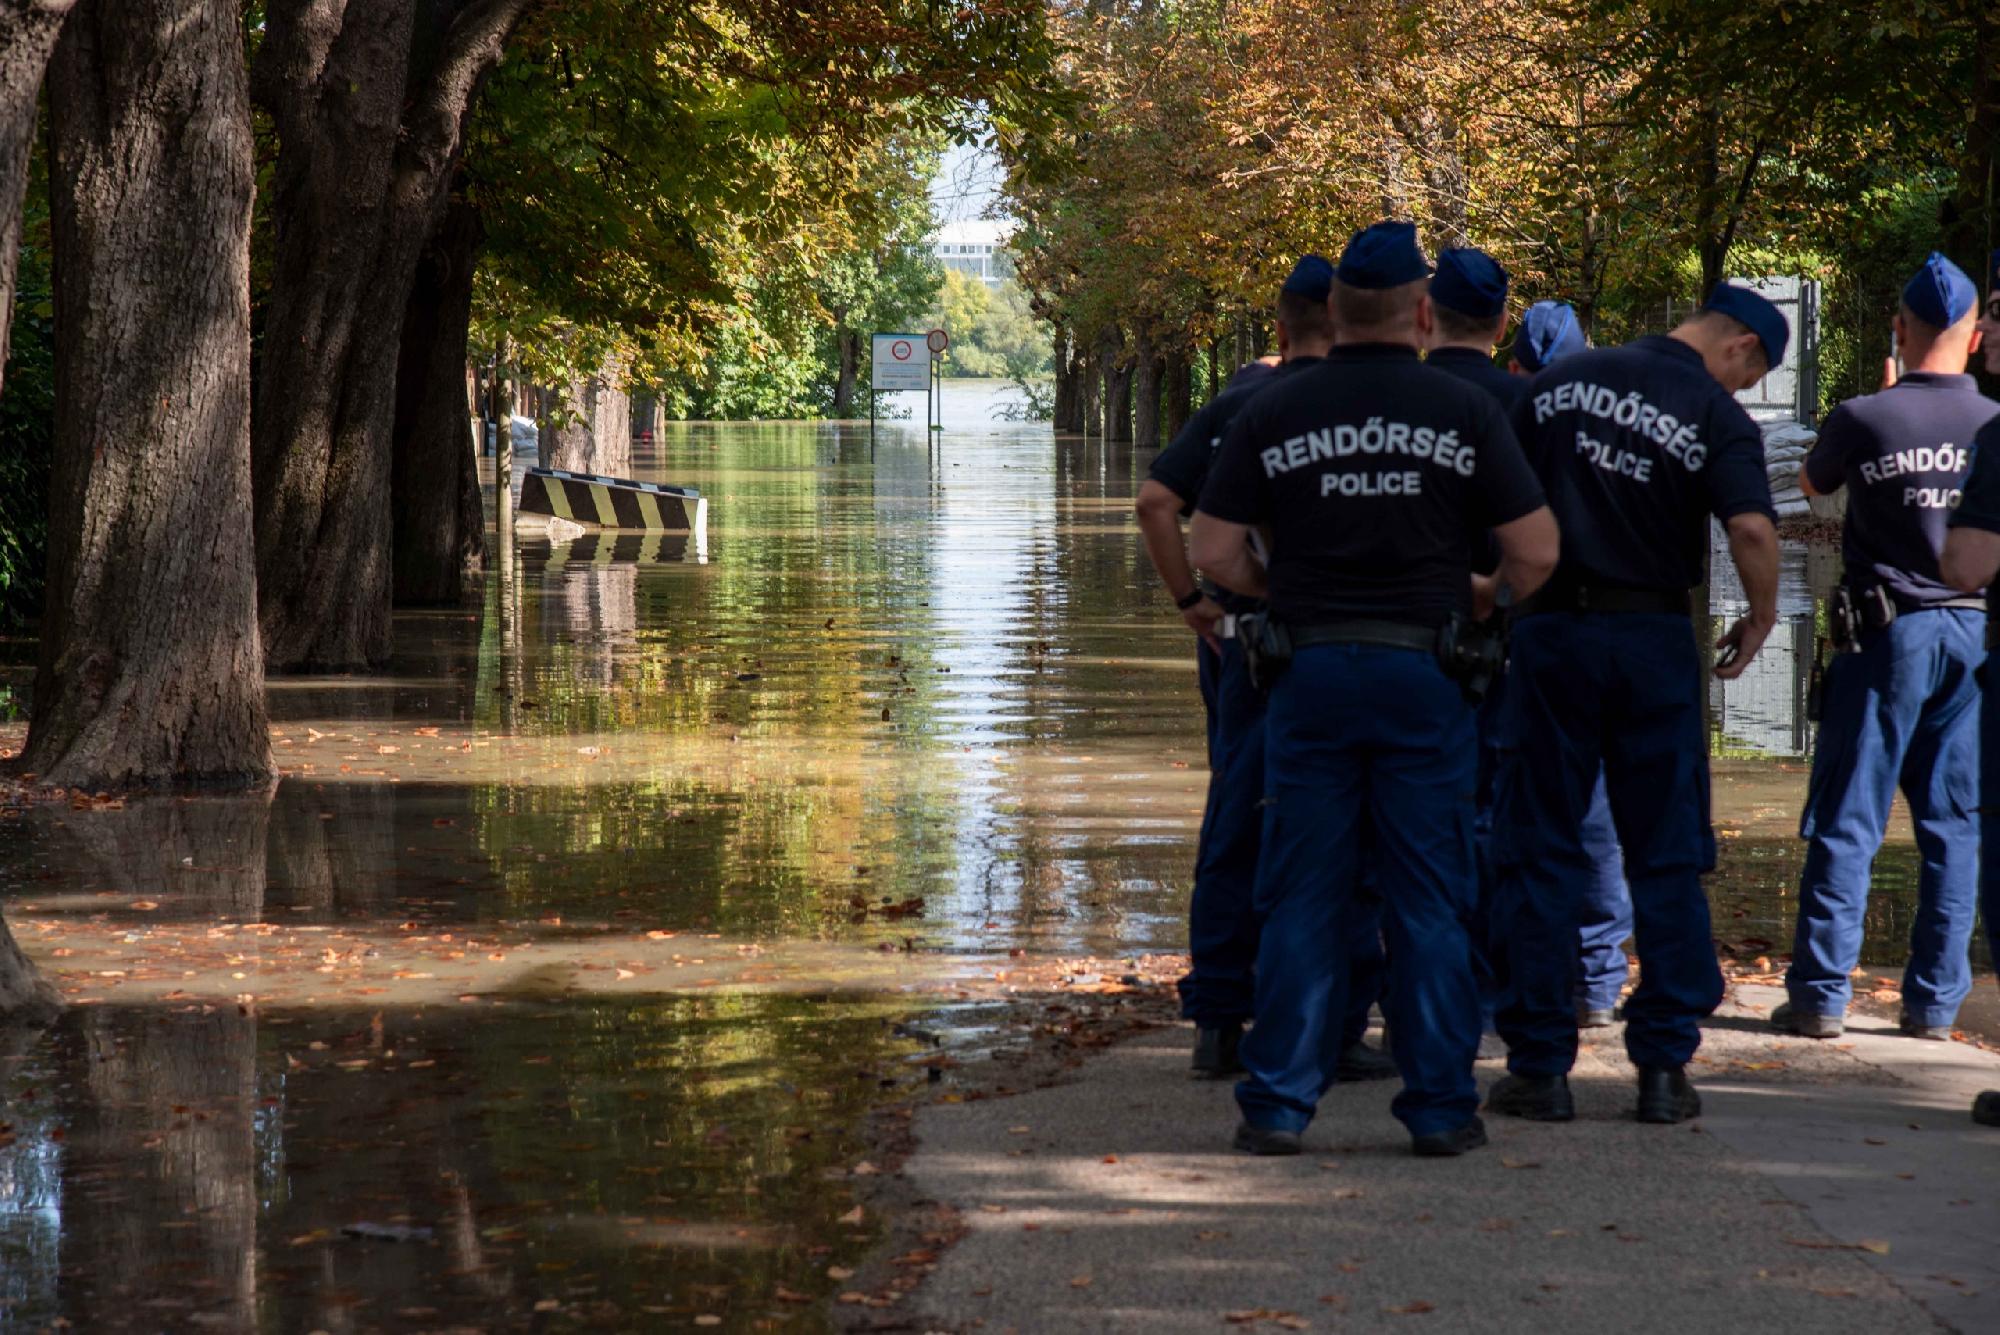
[1282,254,1334,303]
[1702,283,1789,371]
[1336,221,1430,290]
[1512,300,1586,372]
[1903,251,1977,328]
[1430,247,1509,319]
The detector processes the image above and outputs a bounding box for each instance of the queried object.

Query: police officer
[1427,260,1633,1032]
[1506,300,1633,1028]
[1934,247,2000,1125]
[1774,253,1995,1042]
[1487,284,1784,1125]
[1191,221,1559,1157]
[1509,300,1587,379]
[1136,257,1393,1083]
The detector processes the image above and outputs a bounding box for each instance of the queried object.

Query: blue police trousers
[1477,687,1629,1018]
[1576,774,1635,1014]
[1235,644,1480,1139]
[1180,639,1384,1039]
[1491,613,1722,1076]
[1981,648,2000,979]
[1787,608,1983,1026]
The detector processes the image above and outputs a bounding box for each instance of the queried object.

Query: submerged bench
[518,467,706,541]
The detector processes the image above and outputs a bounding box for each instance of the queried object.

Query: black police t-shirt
[1197,343,1546,628]
[1149,357,1322,513]
[1946,413,2000,553]
[1150,358,1322,614]
[1511,335,1774,592]
[1427,346,1529,413]
[1805,373,1998,608]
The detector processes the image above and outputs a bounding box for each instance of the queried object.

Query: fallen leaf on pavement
[1384,1300,1436,1315]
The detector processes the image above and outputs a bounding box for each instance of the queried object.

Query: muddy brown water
[0,384,1981,1328]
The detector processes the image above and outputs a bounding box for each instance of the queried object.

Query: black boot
[1411,1115,1488,1157]
[1232,1122,1302,1156]
[1973,1090,2000,1127]
[1636,1065,1701,1124]
[1484,1073,1575,1122]
[1191,1022,1244,1079]
[1336,1040,1397,1082]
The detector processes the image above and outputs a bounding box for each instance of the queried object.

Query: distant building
[934,220,1013,286]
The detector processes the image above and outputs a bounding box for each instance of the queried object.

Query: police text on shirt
[1532,381,1707,472]
[1855,445,1970,509]
[1257,418,1475,498]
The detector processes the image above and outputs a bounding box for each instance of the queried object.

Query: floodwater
[0,379,1977,1329]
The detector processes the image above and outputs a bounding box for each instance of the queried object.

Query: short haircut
[1332,277,1426,333]
[1276,289,1335,341]
[1682,309,1768,375]
[1433,304,1506,344]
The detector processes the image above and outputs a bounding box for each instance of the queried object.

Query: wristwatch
[1175,588,1206,611]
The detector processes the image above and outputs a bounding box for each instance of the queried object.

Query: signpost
[870,332,931,450]
[926,328,949,437]
[871,330,953,448]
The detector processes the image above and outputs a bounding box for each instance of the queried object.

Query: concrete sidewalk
[886,984,2000,1333]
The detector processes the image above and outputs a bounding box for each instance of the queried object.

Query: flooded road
[0,381,1979,1328]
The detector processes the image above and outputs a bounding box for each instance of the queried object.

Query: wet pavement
[0,381,1987,1329]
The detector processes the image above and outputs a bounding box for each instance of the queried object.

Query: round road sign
[889,339,913,361]
[926,328,950,354]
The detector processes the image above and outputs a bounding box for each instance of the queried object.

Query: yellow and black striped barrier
[518,467,706,540]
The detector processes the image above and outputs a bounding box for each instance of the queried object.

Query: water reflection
[0,993,924,1328]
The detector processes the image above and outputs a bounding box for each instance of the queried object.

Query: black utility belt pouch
[1434,611,1508,705]
[1988,618,2000,654]
[1827,584,1895,652]
[1235,611,1293,692]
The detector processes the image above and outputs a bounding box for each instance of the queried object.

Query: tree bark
[1098,326,1132,443]
[1080,340,1101,437]
[392,193,486,606]
[24,0,271,791]
[832,326,859,416]
[543,357,632,477]
[251,0,535,672]
[1131,331,1162,450]
[1165,349,1192,440]
[1050,327,1076,431]
[0,0,75,401]
[0,911,58,1023]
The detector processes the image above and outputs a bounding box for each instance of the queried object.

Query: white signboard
[871,333,929,392]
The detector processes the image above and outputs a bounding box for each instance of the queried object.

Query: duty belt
[1516,584,1691,617]
[1289,619,1437,653]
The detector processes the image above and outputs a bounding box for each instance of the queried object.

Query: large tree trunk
[1050,327,1078,432]
[1131,331,1162,450]
[251,0,534,672]
[0,1,75,400]
[543,357,632,477]
[24,0,271,791]
[392,193,486,606]
[832,326,859,416]
[0,912,58,1023]
[1079,340,1101,437]
[1099,327,1133,444]
[1165,349,1192,440]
